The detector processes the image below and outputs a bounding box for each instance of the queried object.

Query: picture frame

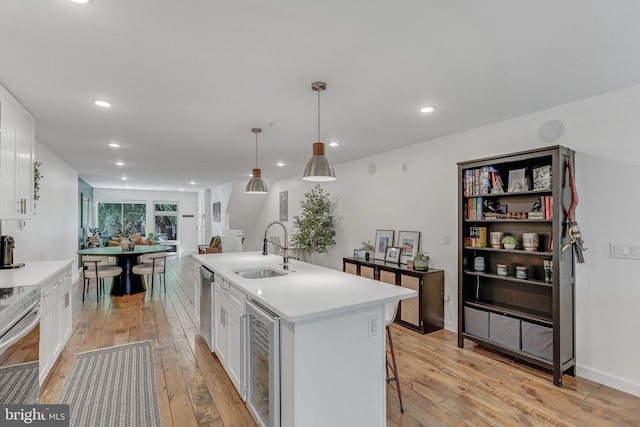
[80,193,89,227]
[353,249,366,260]
[508,168,528,192]
[398,230,420,264]
[279,191,288,221]
[212,202,221,222]
[385,246,401,264]
[532,165,552,191]
[374,229,395,261]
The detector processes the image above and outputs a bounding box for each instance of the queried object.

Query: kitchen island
[194,252,416,427]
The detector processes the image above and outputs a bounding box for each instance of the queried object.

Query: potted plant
[291,184,336,264]
[361,240,374,261]
[414,251,430,271]
[501,235,518,250]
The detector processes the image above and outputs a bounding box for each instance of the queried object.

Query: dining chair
[385,301,404,413]
[132,252,167,294]
[82,255,122,301]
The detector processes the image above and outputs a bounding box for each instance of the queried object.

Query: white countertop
[193,252,416,323]
[0,260,72,288]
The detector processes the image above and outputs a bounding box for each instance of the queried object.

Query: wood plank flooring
[2,255,639,426]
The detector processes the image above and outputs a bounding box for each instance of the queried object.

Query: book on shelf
[543,258,553,282]
[464,166,499,196]
[469,226,487,247]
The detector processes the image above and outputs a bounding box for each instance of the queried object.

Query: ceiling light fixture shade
[303,81,336,182]
[246,128,268,194]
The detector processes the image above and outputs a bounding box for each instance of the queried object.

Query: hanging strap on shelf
[561,155,587,263]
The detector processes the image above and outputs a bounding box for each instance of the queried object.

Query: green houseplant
[413,251,430,271]
[361,240,374,260]
[501,235,518,250]
[291,184,336,263]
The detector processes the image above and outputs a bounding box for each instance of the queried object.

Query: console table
[343,257,444,334]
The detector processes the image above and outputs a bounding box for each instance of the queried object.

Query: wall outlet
[368,316,378,337]
[443,233,450,245]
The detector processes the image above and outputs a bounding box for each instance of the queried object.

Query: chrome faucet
[263,220,289,269]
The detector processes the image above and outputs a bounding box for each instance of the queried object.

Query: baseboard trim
[576,365,640,398]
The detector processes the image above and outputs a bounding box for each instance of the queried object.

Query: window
[98,202,146,237]
[154,203,178,241]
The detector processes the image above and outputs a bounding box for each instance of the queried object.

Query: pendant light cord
[255,132,259,168]
[317,88,321,142]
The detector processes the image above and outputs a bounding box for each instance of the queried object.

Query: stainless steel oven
[0,285,41,355]
[246,299,280,427]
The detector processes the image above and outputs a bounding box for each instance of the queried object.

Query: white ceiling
[1,1,639,191]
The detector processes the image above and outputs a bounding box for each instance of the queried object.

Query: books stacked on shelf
[466,197,484,220]
[543,259,553,282]
[541,195,553,219]
[469,226,487,247]
[464,166,502,196]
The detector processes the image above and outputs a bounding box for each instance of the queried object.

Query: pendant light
[245,128,268,194]
[302,81,336,181]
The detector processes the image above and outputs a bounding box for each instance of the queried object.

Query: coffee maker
[0,235,23,269]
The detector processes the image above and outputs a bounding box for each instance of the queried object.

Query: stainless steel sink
[233,267,287,279]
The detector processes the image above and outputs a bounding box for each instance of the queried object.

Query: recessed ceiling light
[116,162,124,166]
[190,181,195,185]
[109,143,120,148]
[419,106,435,113]
[121,176,127,181]
[70,0,90,4]
[329,142,339,147]
[277,162,285,167]
[93,99,112,108]
[180,188,184,192]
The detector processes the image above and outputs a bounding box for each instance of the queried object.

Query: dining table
[77,245,172,295]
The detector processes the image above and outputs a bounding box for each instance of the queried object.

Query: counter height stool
[132,252,167,294]
[385,301,404,413]
[82,255,122,301]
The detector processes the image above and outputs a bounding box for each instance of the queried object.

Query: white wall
[3,142,79,271]
[93,188,199,254]
[240,83,640,397]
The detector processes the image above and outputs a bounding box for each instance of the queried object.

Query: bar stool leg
[386,325,404,413]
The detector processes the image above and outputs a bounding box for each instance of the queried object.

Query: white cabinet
[39,262,73,385]
[0,83,34,219]
[214,276,246,398]
[194,264,201,322]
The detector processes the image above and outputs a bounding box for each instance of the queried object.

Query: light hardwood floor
[2,255,639,426]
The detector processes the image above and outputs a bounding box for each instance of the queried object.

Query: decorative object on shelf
[501,235,518,250]
[516,266,529,279]
[398,230,421,264]
[496,263,509,276]
[490,231,504,248]
[407,260,414,269]
[533,165,552,190]
[473,256,485,272]
[120,238,131,251]
[385,246,401,264]
[360,240,374,261]
[291,184,336,262]
[374,229,394,261]
[302,81,336,182]
[507,168,528,192]
[353,249,366,260]
[33,161,42,213]
[413,251,429,271]
[522,232,540,251]
[245,128,268,194]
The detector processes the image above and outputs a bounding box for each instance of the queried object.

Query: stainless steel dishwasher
[199,265,215,352]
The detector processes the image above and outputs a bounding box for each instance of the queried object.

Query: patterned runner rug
[57,340,161,427]
[0,361,38,404]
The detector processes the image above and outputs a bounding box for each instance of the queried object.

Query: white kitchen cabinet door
[227,304,244,396]
[214,293,229,367]
[0,85,34,219]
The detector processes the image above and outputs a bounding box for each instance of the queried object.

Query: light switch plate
[610,243,640,260]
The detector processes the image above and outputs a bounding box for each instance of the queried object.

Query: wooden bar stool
[385,301,404,413]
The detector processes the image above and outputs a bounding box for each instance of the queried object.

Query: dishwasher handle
[199,265,215,282]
